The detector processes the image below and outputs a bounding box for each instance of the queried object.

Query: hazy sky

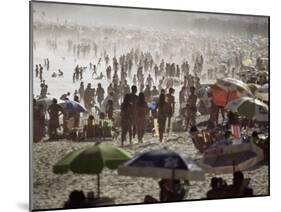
[32,1,268,31]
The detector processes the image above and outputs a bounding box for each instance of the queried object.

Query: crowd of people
[33,37,268,145]
[32,15,269,208]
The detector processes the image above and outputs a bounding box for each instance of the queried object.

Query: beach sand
[32,130,269,210]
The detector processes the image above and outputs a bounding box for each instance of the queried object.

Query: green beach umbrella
[53,143,132,198]
[226,96,268,122]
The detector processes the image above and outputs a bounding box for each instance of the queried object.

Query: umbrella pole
[172,168,175,192]
[97,173,100,199]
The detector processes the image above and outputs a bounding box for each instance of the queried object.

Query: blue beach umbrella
[118,148,205,181]
[59,100,87,113]
[148,96,159,110]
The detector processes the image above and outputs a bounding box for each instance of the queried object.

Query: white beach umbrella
[255,84,269,102]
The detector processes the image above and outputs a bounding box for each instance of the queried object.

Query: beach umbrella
[59,100,87,113]
[53,143,132,198]
[198,139,264,174]
[215,78,253,97]
[255,83,269,102]
[247,83,260,94]
[118,148,205,181]
[148,96,159,110]
[226,97,268,122]
[36,97,53,111]
[211,85,240,107]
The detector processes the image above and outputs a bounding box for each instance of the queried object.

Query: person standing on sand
[121,94,133,146]
[186,86,197,130]
[179,86,187,116]
[33,99,45,142]
[105,99,114,120]
[151,86,159,96]
[143,84,152,101]
[129,85,139,139]
[73,95,80,128]
[47,98,64,140]
[136,92,148,143]
[78,82,84,102]
[84,83,93,113]
[166,88,175,133]
[96,83,105,108]
[156,93,169,142]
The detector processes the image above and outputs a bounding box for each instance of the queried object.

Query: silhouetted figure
[47,98,64,140]
[186,86,197,130]
[64,190,87,209]
[39,64,43,82]
[226,171,252,197]
[121,94,133,146]
[151,86,159,96]
[156,94,169,142]
[129,85,138,139]
[105,99,114,120]
[84,83,93,112]
[106,65,112,80]
[96,83,105,107]
[60,92,71,100]
[166,88,175,133]
[33,99,45,142]
[78,82,84,102]
[35,64,39,77]
[84,115,95,138]
[136,93,148,143]
[207,177,227,199]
